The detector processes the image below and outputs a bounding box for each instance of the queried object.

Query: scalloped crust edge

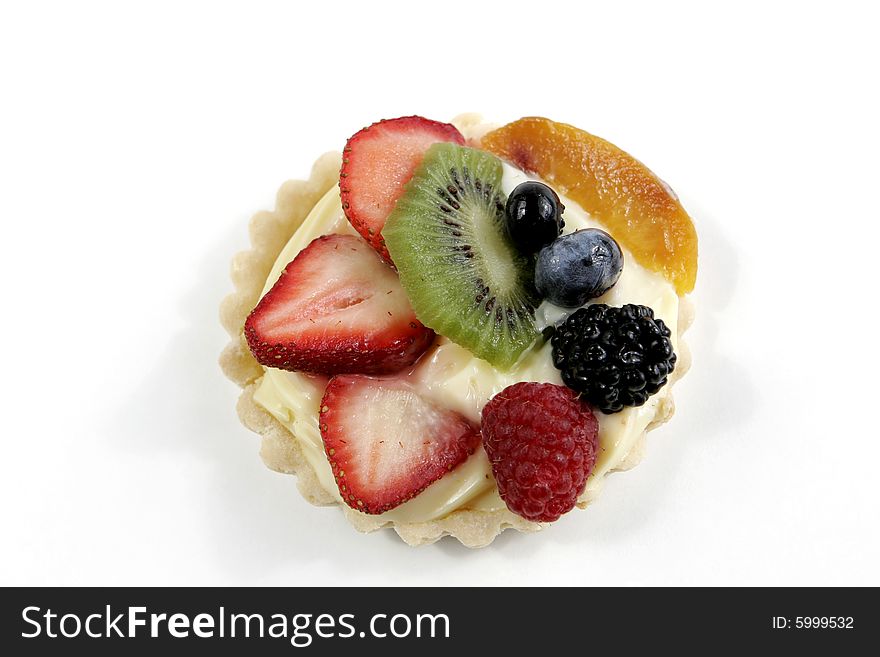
[219,150,694,548]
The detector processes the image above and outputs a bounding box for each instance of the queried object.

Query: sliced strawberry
[244,233,434,375]
[339,116,465,262]
[320,374,481,514]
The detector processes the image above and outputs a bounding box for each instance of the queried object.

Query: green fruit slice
[384,143,539,369]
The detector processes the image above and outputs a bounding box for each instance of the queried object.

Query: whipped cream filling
[253,147,680,524]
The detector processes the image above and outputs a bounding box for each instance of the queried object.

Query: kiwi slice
[383,143,540,369]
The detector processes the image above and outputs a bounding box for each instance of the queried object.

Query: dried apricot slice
[481,117,697,294]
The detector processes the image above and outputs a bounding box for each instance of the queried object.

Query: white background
[2,1,878,586]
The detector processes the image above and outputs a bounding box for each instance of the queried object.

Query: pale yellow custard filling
[253,160,680,524]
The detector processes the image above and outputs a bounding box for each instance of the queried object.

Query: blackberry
[550,303,676,414]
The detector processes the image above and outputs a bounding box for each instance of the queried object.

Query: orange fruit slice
[480,117,697,294]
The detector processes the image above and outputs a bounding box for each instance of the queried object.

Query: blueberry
[504,181,564,254]
[535,229,624,307]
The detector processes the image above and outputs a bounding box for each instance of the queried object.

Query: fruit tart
[220,114,697,547]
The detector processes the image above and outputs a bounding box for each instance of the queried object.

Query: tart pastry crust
[220,151,693,547]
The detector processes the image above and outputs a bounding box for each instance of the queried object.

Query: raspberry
[481,382,599,522]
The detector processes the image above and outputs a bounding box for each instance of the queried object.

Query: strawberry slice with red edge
[320,374,481,514]
[340,116,465,262]
[244,233,434,375]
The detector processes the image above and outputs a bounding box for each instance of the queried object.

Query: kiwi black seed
[383,143,540,369]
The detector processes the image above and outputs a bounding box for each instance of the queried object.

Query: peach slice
[480,117,697,294]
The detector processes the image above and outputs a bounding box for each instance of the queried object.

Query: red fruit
[339,116,465,262]
[244,234,434,375]
[320,374,481,514]
[481,382,599,522]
